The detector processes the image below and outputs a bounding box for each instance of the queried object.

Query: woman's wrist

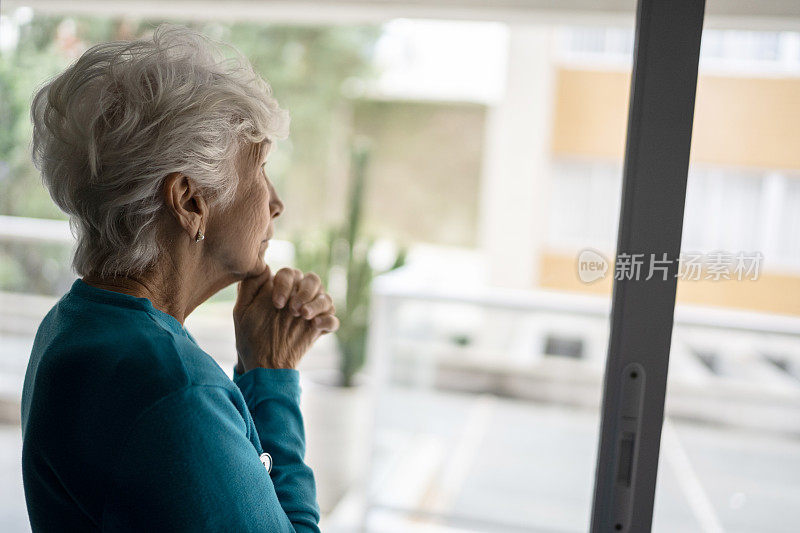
[236,357,297,373]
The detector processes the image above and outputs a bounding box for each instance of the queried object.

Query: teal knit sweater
[21,278,321,532]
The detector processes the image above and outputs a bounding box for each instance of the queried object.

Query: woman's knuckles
[301,293,336,319]
[270,267,297,307]
[312,313,339,332]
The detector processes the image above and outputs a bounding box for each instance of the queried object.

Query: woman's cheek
[252,250,267,275]
[248,188,271,239]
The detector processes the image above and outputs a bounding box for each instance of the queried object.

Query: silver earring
[194,229,205,243]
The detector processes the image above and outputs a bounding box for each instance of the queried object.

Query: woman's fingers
[235,265,272,311]
[289,272,321,316]
[299,293,334,319]
[271,268,302,308]
[311,313,340,333]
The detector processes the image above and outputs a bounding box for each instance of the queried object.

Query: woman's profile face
[208,141,283,278]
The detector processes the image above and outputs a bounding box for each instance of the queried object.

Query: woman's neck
[81,234,243,324]
[82,266,192,324]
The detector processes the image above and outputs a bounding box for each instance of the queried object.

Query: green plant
[292,139,406,387]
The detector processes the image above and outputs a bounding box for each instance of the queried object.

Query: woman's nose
[269,191,284,219]
[265,179,283,218]
[270,199,283,219]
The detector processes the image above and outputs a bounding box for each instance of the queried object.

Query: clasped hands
[233,266,339,373]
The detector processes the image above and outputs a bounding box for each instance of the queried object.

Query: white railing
[365,266,800,434]
[0,215,73,244]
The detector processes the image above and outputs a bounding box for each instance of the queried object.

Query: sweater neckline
[70,278,187,336]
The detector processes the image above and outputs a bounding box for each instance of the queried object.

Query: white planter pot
[301,369,372,515]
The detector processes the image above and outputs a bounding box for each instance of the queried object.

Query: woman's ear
[162,172,209,240]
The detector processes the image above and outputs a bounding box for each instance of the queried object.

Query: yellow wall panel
[552,69,800,169]
[691,75,800,169]
[551,69,629,160]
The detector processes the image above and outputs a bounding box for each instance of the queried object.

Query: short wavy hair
[31,23,289,278]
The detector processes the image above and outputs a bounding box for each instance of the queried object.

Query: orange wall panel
[552,68,800,169]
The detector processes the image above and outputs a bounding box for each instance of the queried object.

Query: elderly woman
[20,25,338,532]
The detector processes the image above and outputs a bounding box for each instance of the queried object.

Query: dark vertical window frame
[590,1,706,532]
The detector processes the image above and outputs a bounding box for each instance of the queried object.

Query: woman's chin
[256,245,269,265]
[242,240,269,272]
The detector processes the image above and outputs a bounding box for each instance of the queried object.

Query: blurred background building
[1,1,799,532]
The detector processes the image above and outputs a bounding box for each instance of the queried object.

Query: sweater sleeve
[102,383,320,532]
[233,368,320,532]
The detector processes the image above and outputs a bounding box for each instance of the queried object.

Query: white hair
[31,23,289,278]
